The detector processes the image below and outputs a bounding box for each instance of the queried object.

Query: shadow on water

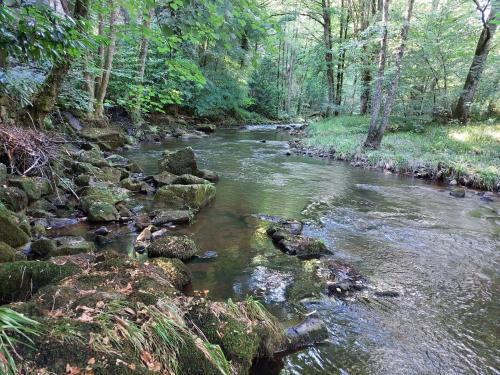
[119,128,499,375]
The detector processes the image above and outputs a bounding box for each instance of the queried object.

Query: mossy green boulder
[0,241,25,263]
[151,258,192,290]
[80,186,130,222]
[158,147,199,175]
[0,186,28,212]
[0,260,79,303]
[31,237,57,258]
[172,174,208,185]
[121,177,143,192]
[0,202,30,247]
[147,235,198,260]
[8,176,42,202]
[154,183,216,210]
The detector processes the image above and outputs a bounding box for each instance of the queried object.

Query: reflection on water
[121,128,499,375]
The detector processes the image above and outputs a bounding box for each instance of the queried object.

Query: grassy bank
[303,116,500,191]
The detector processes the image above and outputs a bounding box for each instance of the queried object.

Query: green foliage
[0,307,40,375]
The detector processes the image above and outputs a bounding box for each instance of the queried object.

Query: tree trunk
[364,0,415,149]
[322,0,335,117]
[132,8,154,124]
[364,0,389,148]
[359,0,374,115]
[335,0,349,116]
[452,0,498,123]
[29,0,89,126]
[94,0,118,119]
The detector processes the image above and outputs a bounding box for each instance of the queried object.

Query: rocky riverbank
[0,123,331,374]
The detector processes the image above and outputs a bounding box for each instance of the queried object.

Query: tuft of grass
[0,307,41,375]
[304,116,500,190]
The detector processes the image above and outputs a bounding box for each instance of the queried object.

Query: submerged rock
[284,314,328,351]
[317,259,366,297]
[147,235,199,260]
[159,147,199,175]
[154,183,216,210]
[450,188,466,198]
[267,220,327,259]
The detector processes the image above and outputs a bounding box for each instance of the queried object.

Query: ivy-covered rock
[0,202,30,247]
[0,186,28,212]
[158,147,199,175]
[154,184,216,210]
[147,235,198,260]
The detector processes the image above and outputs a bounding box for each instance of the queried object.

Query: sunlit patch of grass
[305,116,500,190]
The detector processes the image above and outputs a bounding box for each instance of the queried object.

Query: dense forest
[0,0,499,374]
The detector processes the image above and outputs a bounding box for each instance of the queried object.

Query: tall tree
[364,0,415,149]
[29,0,90,126]
[452,0,498,123]
[321,0,335,116]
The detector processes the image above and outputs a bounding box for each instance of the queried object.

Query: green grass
[304,116,500,191]
[0,307,40,375]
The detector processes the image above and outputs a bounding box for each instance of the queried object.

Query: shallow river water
[118,127,499,375]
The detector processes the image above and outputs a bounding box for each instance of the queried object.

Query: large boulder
[0,260,79,303]
[0,186,28,212]
[149,171,177,186]
[154,184,216,210]
[159,147,199,175]
[80,127,128,150]
[147,235,199,260]
[0,202,30,247]
[31,237,57,258]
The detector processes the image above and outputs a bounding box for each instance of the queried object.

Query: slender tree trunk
[335,0,349,116]
[365,0,415,149]
[29,0,89,126]
[132,8,153,124]
[94,0,118,119]
[452,0,498,123]
[364,0,389,148]
[359,0,374,115]
[322,0,335,116]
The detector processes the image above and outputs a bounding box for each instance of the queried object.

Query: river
[119,126,499,375]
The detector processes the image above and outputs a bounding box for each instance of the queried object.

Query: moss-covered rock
[75,173,91,187]
[158,147,199,175]
[150,171,177,186]
[154,184,216,210]
[151,258,192,290]
[0,202,30,247]
[80,127,128,150]
[31,237,57,258]
[0,186,28,212]
[195,169,220,183]
[196,123,216,133]
[0,241,24,263]
[121,177,143,192]
[0,162,6,184]
[151,209,193,225]
[80,186,130,223]
[78,148,109,167]
[172,174,208,185]
[0,260,79,303]
[8,176,51,201]
[94,166,123,184]
[147,235,198,260]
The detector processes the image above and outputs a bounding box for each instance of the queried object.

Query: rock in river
[154,183,216,210]
[159,147,199,175]
[284,314,329,351]
[151,209,194,225]
[147,235,199,260]
[0,202,30,247]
